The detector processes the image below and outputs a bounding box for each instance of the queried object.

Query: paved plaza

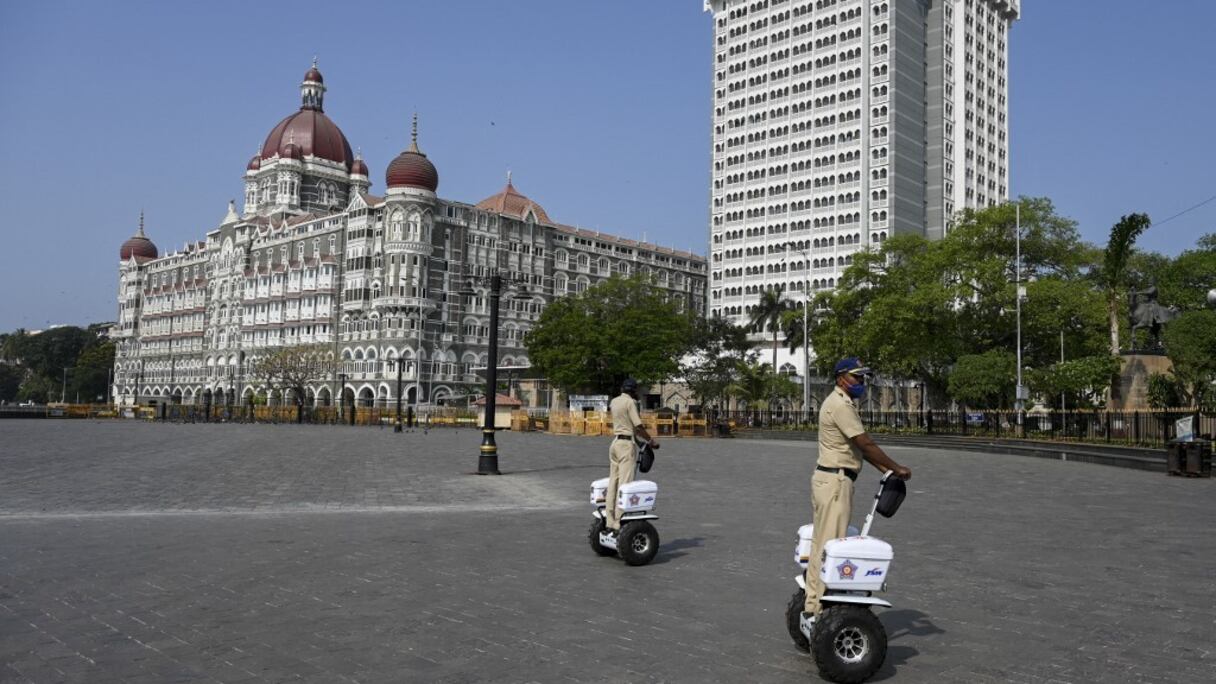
[1,421,1213,683]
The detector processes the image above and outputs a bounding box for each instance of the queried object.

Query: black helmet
[621,378,639,393]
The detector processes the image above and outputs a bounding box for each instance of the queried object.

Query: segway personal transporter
[785,471,907,683]
[588,438,660,566]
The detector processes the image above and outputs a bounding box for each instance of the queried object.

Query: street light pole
[394,354,403,433]
[794,248,812,424]
[62,367,69,403]
[478,273,502,475]
[1015,204,1025,433]
[1060,329,1066,413]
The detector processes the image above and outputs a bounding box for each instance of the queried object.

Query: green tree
[10,326,93,382]
[1162,310,1216,409]
[748,288,788,373]
[1145,372,1185,410]
[0,364,24,402]
[1028,355,1122,409]
[726,361,798,410]
[948,350,1017,409]
[806,197,1098,407]
[71,340,115,403]
[1155,233,1216,312]
[682,315,751,409]
[1098,213,1151,354]
[525,276,692,395]
[247,344,328,406]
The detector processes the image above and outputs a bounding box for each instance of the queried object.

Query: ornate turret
[385,114,439,194]
[119,211,158,262]
[300,57,326,111]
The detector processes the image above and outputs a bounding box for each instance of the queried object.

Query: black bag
[638,442,656,473]
[875,475,906,518]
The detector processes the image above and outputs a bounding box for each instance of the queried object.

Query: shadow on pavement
[498,464,605,475]
[870,608,942,681]
[651,537,706,564]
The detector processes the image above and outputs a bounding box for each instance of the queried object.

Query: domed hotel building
[113,64,707,409]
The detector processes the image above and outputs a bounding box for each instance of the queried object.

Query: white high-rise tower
[705,0,1018,374]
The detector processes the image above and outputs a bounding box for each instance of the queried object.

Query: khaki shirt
[610,393,642,436]
[817,386,865,470]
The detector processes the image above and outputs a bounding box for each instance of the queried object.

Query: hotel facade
[112,65,706,408]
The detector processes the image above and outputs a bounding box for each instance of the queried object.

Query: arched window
[408,212,422,240]
[389,210,404,241]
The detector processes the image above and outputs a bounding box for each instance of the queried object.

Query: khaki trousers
[804,468,854,614]
[605,438,637,530]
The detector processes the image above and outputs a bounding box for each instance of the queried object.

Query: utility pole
[1060,329,1066,413]
[478,273,503,475]
[795,248,811,424]
[394,355,403,433]
[1015,204,1026,433]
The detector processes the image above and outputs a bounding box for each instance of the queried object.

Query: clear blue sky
[0,1,1212,331]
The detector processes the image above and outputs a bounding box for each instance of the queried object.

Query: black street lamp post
[338,371,348,423]
[478,273,503,475]
[394,356,403,433]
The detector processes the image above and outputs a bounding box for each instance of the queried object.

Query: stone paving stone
[0,421,1214,683]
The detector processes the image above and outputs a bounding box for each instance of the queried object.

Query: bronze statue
[1128,282,1178,351]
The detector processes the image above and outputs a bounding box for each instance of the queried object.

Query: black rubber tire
[810,604,887,684]
[588,517,615,557]
[785,588,809,652]
[617,520,659,566]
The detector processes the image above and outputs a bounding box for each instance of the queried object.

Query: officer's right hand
[650,440,660,449]
[891,465,911,480]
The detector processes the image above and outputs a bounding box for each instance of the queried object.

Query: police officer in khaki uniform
[803,358,911,623]
[604,378,658,533]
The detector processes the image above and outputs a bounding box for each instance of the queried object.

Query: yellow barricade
[679,416,708,437]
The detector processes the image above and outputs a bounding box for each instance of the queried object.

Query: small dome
[304,65,323,84]
[386,114,439,192]
[351,156,369,177]
[386,149,438,192]
[476,174,550,223]
[280,141,303,160]
[120,214,158,262]
[246,154,261,171]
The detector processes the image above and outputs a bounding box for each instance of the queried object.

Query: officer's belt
[615,435,633,441]
[816,465,859,481]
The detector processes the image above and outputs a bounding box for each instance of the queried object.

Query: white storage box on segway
[617,480,657,512]
[820,536,893,591]
[590,478,609,505]
[795,523,860,568]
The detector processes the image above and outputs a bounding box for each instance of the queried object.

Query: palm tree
[1100,214,1151,354]
[749,289,787,373]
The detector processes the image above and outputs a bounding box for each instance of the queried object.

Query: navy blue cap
[834,357,873,376]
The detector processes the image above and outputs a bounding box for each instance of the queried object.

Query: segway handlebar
[859,470,908,537]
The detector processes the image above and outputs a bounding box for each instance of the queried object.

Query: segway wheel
[588,517,615,557]
[617,520,659,566]
[785,588,809,652]
[810,604,887,684]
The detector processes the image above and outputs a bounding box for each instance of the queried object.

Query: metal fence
[4,402,1210,449]
[0,403,479,428]
[711,408,1213,449]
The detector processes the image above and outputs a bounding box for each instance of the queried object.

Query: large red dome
[261,109,353,170]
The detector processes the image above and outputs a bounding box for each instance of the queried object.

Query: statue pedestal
[1109,351,1173,410]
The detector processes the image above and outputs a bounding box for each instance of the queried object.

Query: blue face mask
[846,382,866,399]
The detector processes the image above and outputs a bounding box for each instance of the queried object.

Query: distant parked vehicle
[18,401,38,407]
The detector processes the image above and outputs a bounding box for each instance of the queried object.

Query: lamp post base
[477,429,500,475]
